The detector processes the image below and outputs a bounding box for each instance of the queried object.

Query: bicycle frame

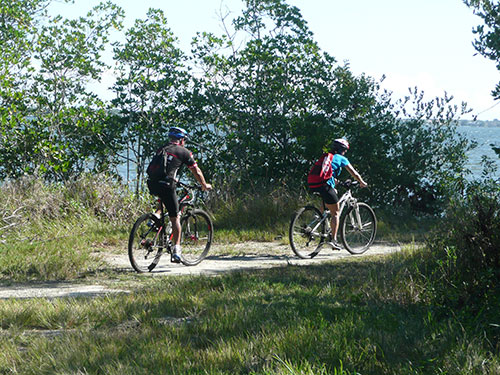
[129,180,213,272]
[146,182,198,253]
[290,180,376,258]
[311,185,361,239]
[154,181,197,217]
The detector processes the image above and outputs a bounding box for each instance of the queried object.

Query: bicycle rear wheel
[128,213,165,272]
[180,209,213,266]
[340,203,377,254]
[289,206,325,259]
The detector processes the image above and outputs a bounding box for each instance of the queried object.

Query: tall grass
[0,176,499,373]
[0,251,498,374]
[0,175,435,281]
[422,180,500,330]
[0,174,150,281]
[208,186,304,243]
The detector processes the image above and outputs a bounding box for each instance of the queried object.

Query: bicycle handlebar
[176,180,202,191]
[337,179,359,188]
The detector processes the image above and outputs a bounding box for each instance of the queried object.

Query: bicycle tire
[289,205,325,259]
[340,202,377,254]
[179,209,213,266]
[128,213,165,272]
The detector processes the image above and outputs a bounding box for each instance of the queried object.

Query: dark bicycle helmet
[168,126,188,139]
[332,138,350,152]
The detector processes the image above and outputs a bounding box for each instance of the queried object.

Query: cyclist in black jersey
[147,126,212,263]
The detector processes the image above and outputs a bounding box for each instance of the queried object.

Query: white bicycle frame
[310,187,362,239]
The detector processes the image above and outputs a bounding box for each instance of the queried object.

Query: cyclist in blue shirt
[308,138,367,249]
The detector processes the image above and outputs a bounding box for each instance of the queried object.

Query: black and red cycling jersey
[159,142,197,181]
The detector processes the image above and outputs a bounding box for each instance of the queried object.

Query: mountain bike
[289,180,376,259]
[128,181,213,272]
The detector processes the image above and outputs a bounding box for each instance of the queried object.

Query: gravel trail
[0,241,402,299]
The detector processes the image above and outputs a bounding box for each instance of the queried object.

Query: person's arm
[345,164,367,188]
[188,165,212,191]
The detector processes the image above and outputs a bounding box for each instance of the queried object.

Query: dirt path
[0,241,402,299]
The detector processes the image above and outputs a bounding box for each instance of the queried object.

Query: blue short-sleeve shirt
[326,154,350,188]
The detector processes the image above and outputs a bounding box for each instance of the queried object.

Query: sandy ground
[0,241,402,299]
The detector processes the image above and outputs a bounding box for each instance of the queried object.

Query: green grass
[0,248,498,374]
[1,176,498,373]
[0,216,129,282]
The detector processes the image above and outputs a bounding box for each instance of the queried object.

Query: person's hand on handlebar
[202,183,212,191]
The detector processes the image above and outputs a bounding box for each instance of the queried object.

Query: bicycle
[128,181,214,272]
[289,180,377,259]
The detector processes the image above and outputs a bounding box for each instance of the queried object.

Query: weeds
[0,256,498,374]
[0,174,499,373]
[426,180,500,309]
[0,174,150,281]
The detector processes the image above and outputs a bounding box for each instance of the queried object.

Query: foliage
[0,0,50,179]
[188,0,473,212]
[375,90,473,212]
[465,0,500,99]
[111,8,190,193]
[465,0,500,161]
[426,177,500,309]
[0,1,125,180]
[0,0,478,214]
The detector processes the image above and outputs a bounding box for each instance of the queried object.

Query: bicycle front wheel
[340,203,377,254]
[128,213,165,273]
[180,209,213,266]
[289,206,325,259]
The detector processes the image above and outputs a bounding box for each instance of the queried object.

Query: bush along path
[0,240,402,299]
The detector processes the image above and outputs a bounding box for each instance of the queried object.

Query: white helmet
[333,138,350,151]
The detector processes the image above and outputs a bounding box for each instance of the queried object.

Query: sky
[49,0,500,121]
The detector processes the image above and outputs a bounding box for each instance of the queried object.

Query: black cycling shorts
[310,184,339,205]
[147,179,179,217]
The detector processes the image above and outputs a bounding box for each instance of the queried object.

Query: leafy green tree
[190,0,346,190]
[0,0,52,179]
[189,0,474,212]
[382,90,473,212]
[111,8,190,192]
[0,1,124,180]
[465,0,500,99]
[28,1,124,180]
[465,0,500,161]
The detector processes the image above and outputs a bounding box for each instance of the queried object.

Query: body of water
[458,125,500,178]
[118,125,500,183]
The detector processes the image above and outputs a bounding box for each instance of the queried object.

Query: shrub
[208,186,303,232]
[426,179,500,308]
[0,174,151,241]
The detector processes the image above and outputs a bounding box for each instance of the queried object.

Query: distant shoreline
[460,120,500,127]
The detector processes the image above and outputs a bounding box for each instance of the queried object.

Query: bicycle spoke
[129,213,165,272]
[289,206,326,259]
[180,209,213,266]
[341,203,377,255]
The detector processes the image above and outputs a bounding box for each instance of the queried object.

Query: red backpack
[307,153,334,189]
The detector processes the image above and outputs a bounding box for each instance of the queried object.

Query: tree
[111,8,190,192]
[190,0,347,190]
[465,0,500,99]
[465,0,500,160]
[0,1,125,180]
[188,0,474,212]
[0,0,52,179]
